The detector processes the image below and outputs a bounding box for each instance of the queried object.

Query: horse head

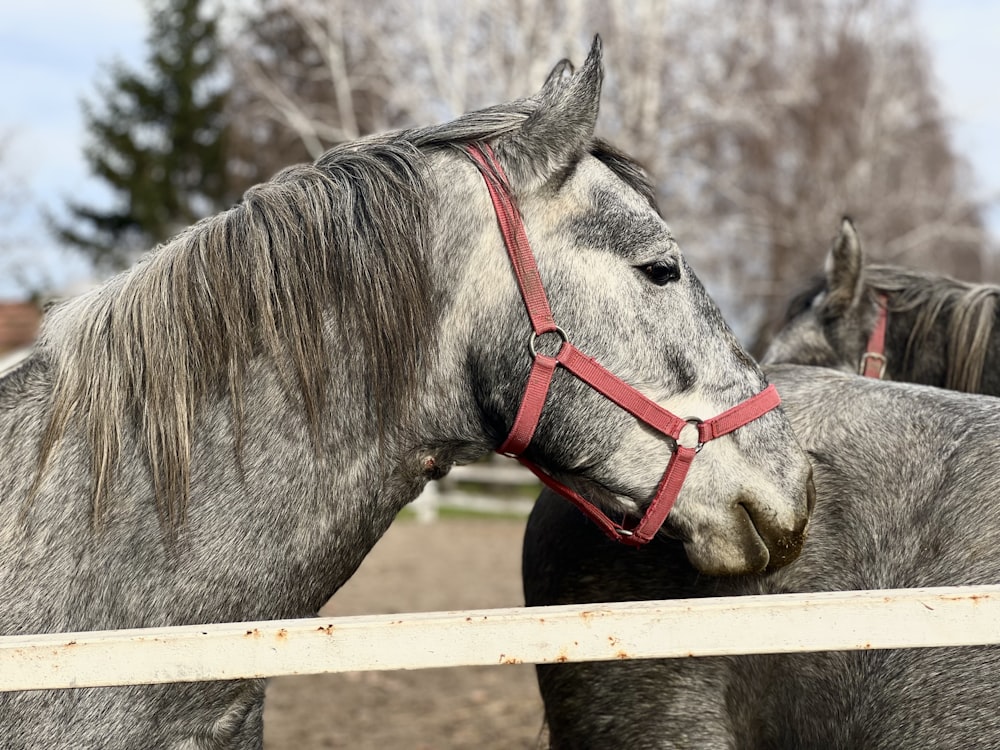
[763,217,879,373]
[422,38,813,575]
[764,218,999,394]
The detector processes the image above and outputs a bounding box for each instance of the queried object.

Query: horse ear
[539,59,575,99]
[822,217,865,314]
[498,36,603,188]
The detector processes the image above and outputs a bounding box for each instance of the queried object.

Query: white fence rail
[411,460,539,521]
[3,585,1000,692]
[0,346,31,377]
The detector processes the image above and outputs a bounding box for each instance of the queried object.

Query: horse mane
[867,264,999,392]
[34,141,441,527]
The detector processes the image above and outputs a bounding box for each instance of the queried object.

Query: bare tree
[225,0,593,186]
[0,132,20,255]
[225,0,989,349]
[0,131,51,299]
[665,0,989,349]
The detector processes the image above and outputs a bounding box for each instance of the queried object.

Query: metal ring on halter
[678,417,705,453]
[528,326,569,358]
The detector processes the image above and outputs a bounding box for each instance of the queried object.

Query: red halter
[467,143,781,546]
[859,294,889,378]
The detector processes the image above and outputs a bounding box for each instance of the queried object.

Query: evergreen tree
[56,0,232,270]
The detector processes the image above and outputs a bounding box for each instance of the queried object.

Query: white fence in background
[411,458,539,521]
[0,346,31,377]
[3,586,1000,692]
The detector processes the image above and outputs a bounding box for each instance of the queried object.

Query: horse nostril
[806,467,817,515]
[739,487,810,572]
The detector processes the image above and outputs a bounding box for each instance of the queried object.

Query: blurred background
[1,0,997,358]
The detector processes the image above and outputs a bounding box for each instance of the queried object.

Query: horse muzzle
[682,466,814,576]
[761,467,814,570]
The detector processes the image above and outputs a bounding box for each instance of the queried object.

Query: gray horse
[0,39,812,749]
[524,221,1000,748]
[525,364,1000,748]
[765,217,1000,392]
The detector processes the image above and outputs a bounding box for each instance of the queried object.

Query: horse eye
[639,260,680,286]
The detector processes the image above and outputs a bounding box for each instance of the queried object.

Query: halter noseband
[859,294,889,378]
[467,143,781,546]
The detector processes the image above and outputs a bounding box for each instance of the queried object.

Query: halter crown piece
[467,143,781,546]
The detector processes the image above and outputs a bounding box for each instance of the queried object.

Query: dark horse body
[525,364,1000,748]
[0,41,812,748]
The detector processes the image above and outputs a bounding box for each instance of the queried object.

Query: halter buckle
[859,352,887,379]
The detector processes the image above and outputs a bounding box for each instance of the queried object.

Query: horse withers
[0,39,811,749]
[765,217,1000,392]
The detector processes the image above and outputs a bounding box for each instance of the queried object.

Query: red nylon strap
[513,385,779,547]
[698,383,781,441]
[860,293,889,378]
[630,446,697,543]
[466,144,558,336]
[516,445,699,546]
[555,345,688,437]
[498,353,559,456]
[466,141,781,545]
[557,345,780,445]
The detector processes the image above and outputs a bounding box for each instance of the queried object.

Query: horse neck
[3,155,500,627]
[216,359,418,612]
[0,352,436,631]
[883,286,1000,395]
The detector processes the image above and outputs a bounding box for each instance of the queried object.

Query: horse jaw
[761,312,847,372]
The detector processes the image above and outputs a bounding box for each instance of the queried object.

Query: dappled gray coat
[525,364,1000,749]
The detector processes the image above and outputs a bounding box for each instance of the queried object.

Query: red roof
[0,301,41,354]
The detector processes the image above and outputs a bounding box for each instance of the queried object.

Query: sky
[0,0,998,300]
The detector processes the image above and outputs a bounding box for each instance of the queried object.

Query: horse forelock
[867,265,998,392]
[36,138,440,528]
[589,139,659,211]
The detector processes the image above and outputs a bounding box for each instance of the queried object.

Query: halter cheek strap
[859,294,889,378]
[467,142,781,546]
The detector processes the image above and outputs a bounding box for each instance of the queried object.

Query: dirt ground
[263,516,548,749]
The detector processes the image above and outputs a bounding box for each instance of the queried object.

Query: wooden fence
[3,586,1000,692]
